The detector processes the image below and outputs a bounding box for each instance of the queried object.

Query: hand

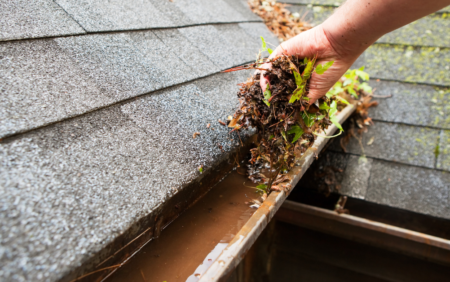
[260,24,361,103]
[260,0,450,103]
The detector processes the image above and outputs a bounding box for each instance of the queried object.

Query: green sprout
[260,36,273,55]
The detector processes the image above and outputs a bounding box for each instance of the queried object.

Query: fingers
[258,44,288,92]
[258,28,319,93]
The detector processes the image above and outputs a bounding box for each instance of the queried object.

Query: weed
[225,38,346,194]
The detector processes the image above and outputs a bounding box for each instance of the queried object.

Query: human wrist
[320,19,374,61]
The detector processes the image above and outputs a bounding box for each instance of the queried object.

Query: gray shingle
[193,69,253,115]
[238,22,280,53]
[153,29,219,78]
[340,155,372,199]
[147,0,194,26]
[169,0,214,25]
[1,24,262,138]
[368,80,450,129]
[354,44,450,86]
[215,24,261,63]
[0,73,249,282]
[120,84,248,170]
[223,0,262,21]
[173,0,247,24]
[437,130,450,171]
[378,14,450,48]
[286,5,450,47]
[54,33,163,101]
[178,25,241,70]
[0,0,85,41]
[330,122,440,169]
[55,0,174,32]
[125,31,197,85]
[0,39,107,138]
[366,159,450,219]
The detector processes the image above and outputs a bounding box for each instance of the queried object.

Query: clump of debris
[225,39,346,194]
[224,34,377,198]
[239,0,378,198]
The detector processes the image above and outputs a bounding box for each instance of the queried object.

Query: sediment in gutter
[198,103,356,282]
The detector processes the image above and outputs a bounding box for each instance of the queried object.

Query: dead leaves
[248,0,311,42]
[229,54,340,195]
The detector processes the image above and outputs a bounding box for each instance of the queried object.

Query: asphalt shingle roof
[285,1,450,220]
[0,0,85,41]
[0,1,278,281]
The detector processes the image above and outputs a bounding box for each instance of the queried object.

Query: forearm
[323,0,450,57]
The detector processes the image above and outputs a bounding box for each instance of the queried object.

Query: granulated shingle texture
[0,39,107,138]
[0,72,252,282]
[215,24,261,63]
[367,160,450,219]
[238,22,280,56]
[55,33,164,100]
[340,155,372,199]
[0,1,274,281]
[330,122,439,169]
[55,0,175,32]
[437,130,450,171]
[367,80,450,129]
[147,0,194,27]
[154,29,219,78]
[1,25,260,138]
[0,0,85,41]
[224,0,262,21]
[378,14,450,48]
[179,25,242,70]
[125,31,197,85]
[354,44,450,86]
[172,0,247,24]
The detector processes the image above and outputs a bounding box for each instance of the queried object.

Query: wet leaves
[226,53,342,194]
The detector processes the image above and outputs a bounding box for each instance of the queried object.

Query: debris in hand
[224,37,346,195]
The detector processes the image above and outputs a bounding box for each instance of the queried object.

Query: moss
[378,14,450,47]
[431,87,450,128]
[360,44,450,86]
[437,130,450,170]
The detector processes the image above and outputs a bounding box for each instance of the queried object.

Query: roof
[285,1,450,219]
[0,1,279,281]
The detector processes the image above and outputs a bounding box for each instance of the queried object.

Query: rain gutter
[199,104,356,282]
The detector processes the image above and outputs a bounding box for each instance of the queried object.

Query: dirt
[107,169,255,282]
[226,54,343,195]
